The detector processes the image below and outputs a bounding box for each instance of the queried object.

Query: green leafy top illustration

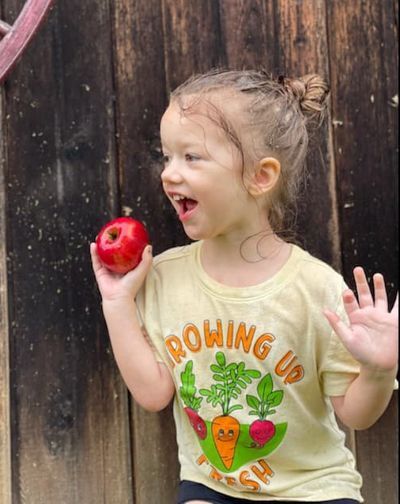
[199,352,261,416]
[179,361,203,411]
[246,373,283,420]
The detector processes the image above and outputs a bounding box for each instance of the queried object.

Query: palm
[325,267,398,372]
[93,261,131,300]
[90,242,151,301]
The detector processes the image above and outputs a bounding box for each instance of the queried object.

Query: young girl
[90,69,398,504]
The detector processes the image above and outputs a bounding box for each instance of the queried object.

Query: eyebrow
[161,140,204,150]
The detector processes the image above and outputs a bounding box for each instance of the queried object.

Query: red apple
[96,217,150,274]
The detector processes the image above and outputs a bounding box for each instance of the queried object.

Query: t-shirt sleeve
[319,283,360,397]
[135,267,166,364]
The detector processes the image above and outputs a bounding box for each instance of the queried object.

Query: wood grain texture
[2,0,132,502]
[327,1,398,502]
[272,0,341,269]
[132,403,179,504]
[0,0,397,503]
[112,0,181,257]
[0,87,12,504]
[112,1,181,501]
[327,0,398,295]
[219,0,274,70]
[355,396,398,504]
[161,0,224,92]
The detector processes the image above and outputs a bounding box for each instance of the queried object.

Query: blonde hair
[170,69,330,234]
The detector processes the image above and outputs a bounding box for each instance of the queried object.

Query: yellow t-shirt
[136,241,363,502]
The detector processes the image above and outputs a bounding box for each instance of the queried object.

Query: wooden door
[0,1,397,503]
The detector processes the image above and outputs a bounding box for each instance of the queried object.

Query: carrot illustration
[211,414,240,469]
[200,352,261,469]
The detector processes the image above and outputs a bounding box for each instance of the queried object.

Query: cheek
[231,171,250,200]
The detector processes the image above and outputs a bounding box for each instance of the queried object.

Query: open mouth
[172,194,198,221]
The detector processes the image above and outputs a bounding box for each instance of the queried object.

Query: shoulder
[291,245,346,300]
[294,245,342,279]
[138,242,198,301]
[153,241,197,268]
[146,241,199,284]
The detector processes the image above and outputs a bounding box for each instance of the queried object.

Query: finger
[353,266,374,307]
[323,309,354,348]
[123,245,153,282]
[90,242,104,275]
[138,244,153,272]
[342,289,360,315]
[373,273,388,310]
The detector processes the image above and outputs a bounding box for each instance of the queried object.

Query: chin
[182,224,211,242]
[184,230,206,241]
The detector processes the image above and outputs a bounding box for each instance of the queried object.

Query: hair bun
[283,74,330,123]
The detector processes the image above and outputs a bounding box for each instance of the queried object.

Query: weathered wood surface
[327,0,398,296]
[161,0,223,92]
[112,0,180,501]
[327,2,398,503]
[0,1,398,503]
[272,0,342,269]
[1,0,133,502]
[0,87,12,504]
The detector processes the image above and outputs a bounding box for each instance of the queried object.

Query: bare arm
[91,243,175,412]
[330,369,396,430]
[325,267,398,430]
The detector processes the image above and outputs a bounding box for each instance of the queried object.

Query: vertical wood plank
[3,0,133,502]
[355,396,398,504]
[0,87,12,504]
[327,2,398,503]
[161,0,225,92]
[0,1,396,503]
[327,0,398,295]
[218,0,274,70]
[113,0,180,257]
[112,1,180,502]
[272,0,341,269]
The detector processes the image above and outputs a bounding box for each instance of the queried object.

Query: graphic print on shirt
[179,352,287,473]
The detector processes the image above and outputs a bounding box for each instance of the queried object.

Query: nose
[160,157,184,185]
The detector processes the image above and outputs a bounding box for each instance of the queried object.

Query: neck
[200,226,292,287]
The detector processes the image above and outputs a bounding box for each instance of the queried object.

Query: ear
[247,157,281,196]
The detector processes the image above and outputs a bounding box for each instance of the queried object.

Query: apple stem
[107,227,119,241]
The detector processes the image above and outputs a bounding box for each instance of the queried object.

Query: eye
[185,153,200,162]
[162,154,171,164]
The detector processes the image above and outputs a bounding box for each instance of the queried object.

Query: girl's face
[160,99,266,242]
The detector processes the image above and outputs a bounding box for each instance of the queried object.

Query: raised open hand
[90,242,152,302]
[324,267,398,373]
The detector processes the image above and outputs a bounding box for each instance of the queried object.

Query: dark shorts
[177,480,360,504]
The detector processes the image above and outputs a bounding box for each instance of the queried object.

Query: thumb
[137,244,153,273]
[323,309,353,348]
[122,244,153,287]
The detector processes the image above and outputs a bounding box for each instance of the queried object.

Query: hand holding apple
[90,217,152,302]
[96,217,150,274]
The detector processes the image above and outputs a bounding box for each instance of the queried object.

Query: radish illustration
[249,419,276,446]
[179,361,207,440]
[184,407,207,440]
[246,373,284,448]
